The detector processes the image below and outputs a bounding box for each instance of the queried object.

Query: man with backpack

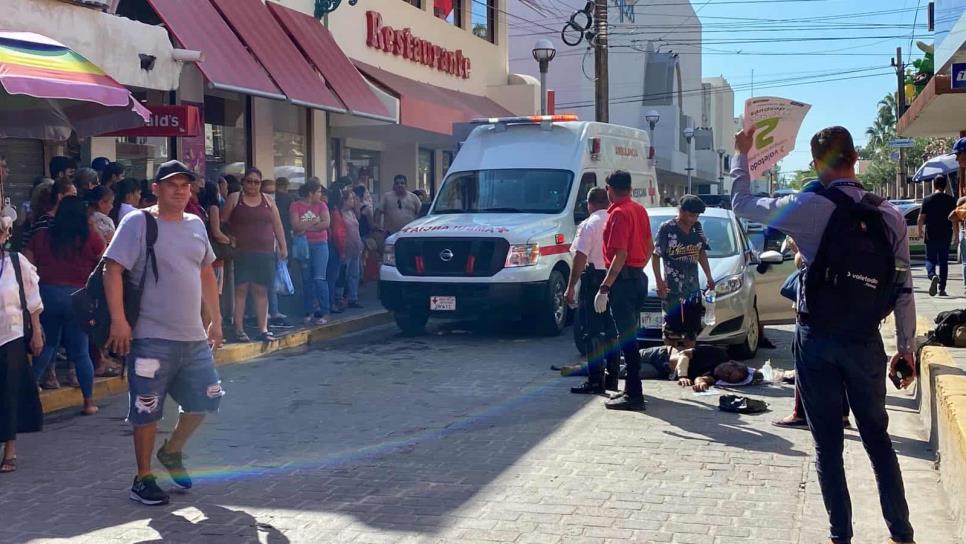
[103,160,224,506]
[731,126,917,544]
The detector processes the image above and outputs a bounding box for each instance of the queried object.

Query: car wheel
[395,312,429,336]
[729,303,760,360]
[535,270,567,336]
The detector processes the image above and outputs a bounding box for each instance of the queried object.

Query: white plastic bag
[275,259,295,295]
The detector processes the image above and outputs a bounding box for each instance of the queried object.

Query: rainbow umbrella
[0,31,150,140]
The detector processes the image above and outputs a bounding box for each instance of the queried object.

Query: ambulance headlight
[383,244,396,267]
[714,274,743,297]
[505,244,540,268]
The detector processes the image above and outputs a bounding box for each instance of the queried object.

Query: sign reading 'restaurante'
[366,11,471,79]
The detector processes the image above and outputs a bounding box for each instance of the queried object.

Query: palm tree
[866,93,897,149]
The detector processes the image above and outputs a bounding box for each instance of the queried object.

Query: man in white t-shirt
[565,187,619,395]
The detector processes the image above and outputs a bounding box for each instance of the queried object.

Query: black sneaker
[130,474,170,505]
[269,317,294,329]
[570,381,604,395]
[929,276,940,297]
[156,441,192,489]
[940,291,949,297]
[605,394,647,411]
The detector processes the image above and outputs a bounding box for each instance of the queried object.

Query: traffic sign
[953,62,966,89]
[890,151,900,161]
[889,138,914,148]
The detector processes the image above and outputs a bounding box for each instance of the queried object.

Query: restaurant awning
[266,2,391,122]
[146,0,284,101]
[210,0,345,112]
[354,62,513,136]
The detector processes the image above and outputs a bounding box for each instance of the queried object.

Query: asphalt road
[0,320,958,543]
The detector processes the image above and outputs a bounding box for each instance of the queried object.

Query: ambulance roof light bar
[470,114,579,125]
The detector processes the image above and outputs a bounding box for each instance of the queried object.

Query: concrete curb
[914,315,966,540]
[38,310,393,415]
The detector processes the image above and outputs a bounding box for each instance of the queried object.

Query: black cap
[679,194,706,214]
[155,160,197,183]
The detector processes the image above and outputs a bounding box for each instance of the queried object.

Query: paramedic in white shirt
[566,187,620,395]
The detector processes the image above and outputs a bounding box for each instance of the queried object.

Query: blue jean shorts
[126,338,224,426]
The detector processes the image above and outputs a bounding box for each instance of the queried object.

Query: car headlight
[715,274,743,296]
[505,244,540,268]
[382,244,396,267]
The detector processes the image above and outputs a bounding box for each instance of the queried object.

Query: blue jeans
[327,246,342,307]
[32,284,95,399]
[126,338,223,426]
[794,324,913,543]
[302,242,330,316]
[925,238,950,292]
[341,254,361,304]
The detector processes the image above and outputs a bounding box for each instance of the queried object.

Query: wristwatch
[599,284,611,294]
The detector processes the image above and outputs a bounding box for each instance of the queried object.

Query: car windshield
[432,169,574,214]
[649,215,740,259]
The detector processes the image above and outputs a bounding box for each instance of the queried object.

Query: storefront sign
[953,62,966,89]
[105,105,201,137]
[366,11,471,79]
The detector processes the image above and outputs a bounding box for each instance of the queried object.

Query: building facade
[507,0,723,199]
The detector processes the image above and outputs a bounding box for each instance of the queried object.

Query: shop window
[116,136,169,182]
[204,91,248,182]
[435,0,462,26]
[402,0,422,8]
[347,149,381,195]
[272,101,308,188]
[471,0,495,43]
[329,138,342,182]
[418,148,435,197]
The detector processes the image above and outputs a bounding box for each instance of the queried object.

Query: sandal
[258,331,277,343]
[0,457,16,473]
[772,417,809,429]
[95,366,122,378]
[234,331,251,343]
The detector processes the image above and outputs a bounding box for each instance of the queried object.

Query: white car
[900,203,957,256]
[632,208,797,359]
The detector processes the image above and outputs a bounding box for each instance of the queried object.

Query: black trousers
[577,267,619,385]
[607,268,647,399]
[794,324,913,543]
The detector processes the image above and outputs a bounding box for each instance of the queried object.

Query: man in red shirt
[596,171,654,410]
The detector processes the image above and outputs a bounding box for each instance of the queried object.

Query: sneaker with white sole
[130,474,170,505]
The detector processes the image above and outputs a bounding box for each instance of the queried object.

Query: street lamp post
[532,39,557,115]
[717,148,726,192]
[684,127,695,195]
[645,110,660,165]
[314,0,358,18]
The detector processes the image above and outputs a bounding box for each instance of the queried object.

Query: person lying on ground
[639,344,764,391]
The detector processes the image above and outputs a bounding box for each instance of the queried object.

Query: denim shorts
[126,338,224,426]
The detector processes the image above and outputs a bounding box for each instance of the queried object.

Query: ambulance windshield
[432,169,574,214]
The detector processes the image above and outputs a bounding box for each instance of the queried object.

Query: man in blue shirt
[731,126,916,544]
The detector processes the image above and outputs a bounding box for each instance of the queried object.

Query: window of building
[471,0,495,42]
[435,0,462,26]
[402,0,422,8]
[115,90,171,181]
[418,148,435,196]
[204,90,248,182]
[272,101,308,188]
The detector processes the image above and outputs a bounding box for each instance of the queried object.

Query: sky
[694,0,927,177]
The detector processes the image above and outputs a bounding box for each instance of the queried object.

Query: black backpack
[930,309,966,346]
[803,187,897,336]
[72,211,158,348]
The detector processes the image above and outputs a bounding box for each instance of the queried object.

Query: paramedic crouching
[731,126,916,544]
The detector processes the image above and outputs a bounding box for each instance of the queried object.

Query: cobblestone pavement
[0,319,958,543]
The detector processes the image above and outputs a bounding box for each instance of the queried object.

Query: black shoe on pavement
[929,276,940,297]
[604,378,619,392]
[571,381,604,395]
[157,441,192,489]
[605,394,646,411]
[130,474,170,505]
[940,291,949,297]
[269,317,294,329]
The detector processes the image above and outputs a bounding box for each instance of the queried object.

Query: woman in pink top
[223,168,287,343]
[290,179,331,324]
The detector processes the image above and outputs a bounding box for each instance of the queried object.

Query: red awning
[146,0,283,100]
[354,62,512,136]
[266,2,391,122]
[104,105,201,138]
[210,0,344,112]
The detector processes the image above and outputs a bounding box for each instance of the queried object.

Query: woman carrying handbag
[0,216,45,473]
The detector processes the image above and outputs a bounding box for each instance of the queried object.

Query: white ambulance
[379,115,662,335]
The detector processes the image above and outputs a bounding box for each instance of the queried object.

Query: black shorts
[234,251,275,287]
[663,296,704,340]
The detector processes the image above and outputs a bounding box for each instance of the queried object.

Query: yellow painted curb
[39,310,392,415]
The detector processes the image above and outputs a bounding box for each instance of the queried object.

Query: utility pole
[893,47,907,200]
[594,0,608,123]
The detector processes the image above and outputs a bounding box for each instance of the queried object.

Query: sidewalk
[908,259,966,540]
[38,281,391,415]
